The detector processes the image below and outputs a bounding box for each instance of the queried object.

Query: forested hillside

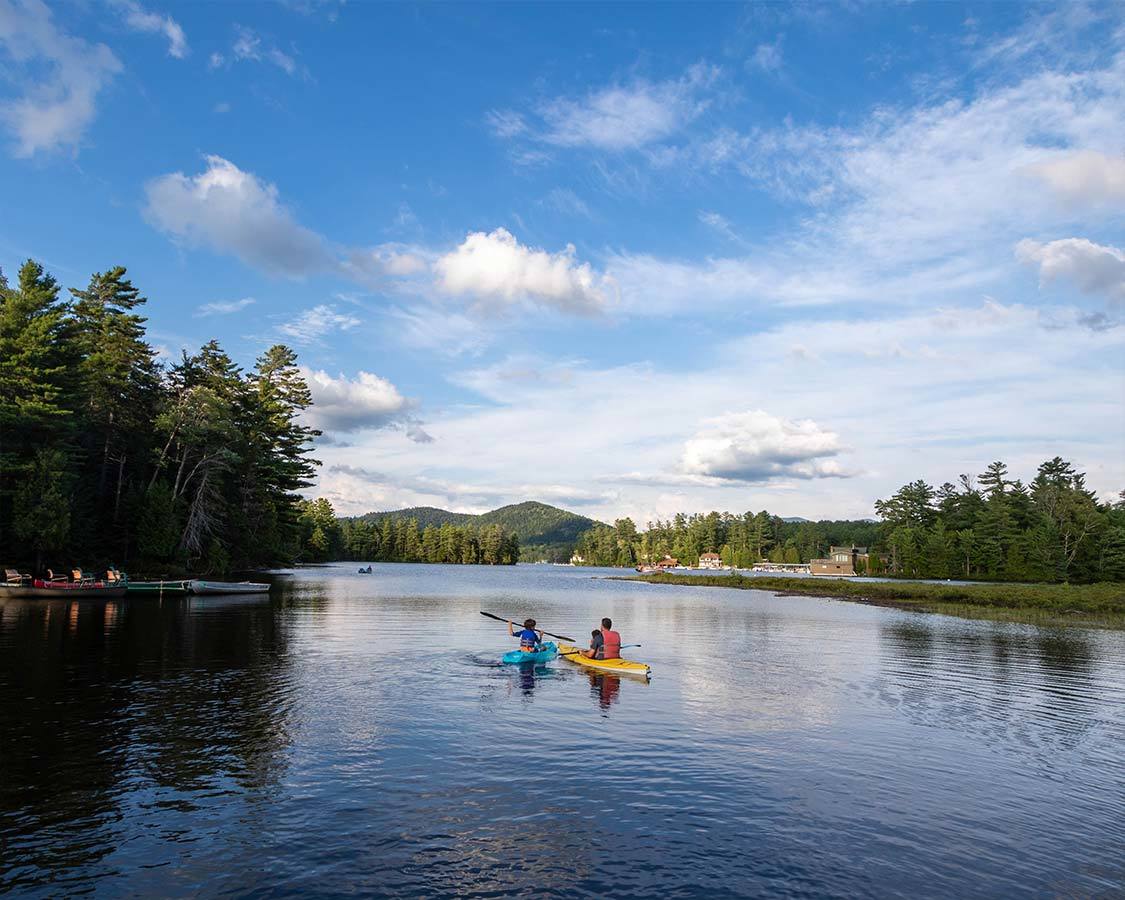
[0,260,319,574]
[353,500,599,562]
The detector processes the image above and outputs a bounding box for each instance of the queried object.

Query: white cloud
[0,0,123,156]
[749,38,783,72]
[302,368,409,433]
[194,297,255,317]
[681,410,847,482]
[543,187,591,218]
[1016,238,1125,303]
[492,63,719,151]
[485,108,528,139]
[387,306,490,357]
[608,50,1125,317]
[697,210,744,245]
[114,0,187,58]
[279,305,361,343]
[434,227,613,314]
[1026,150,1125,207]
[215,25,298,75]
[306,295,1125,524]
[144,155,331,277]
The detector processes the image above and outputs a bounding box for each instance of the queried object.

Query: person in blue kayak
[509,618,545,653]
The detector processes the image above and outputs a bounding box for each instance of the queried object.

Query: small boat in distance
[127,580,191,595]
[189,580,271,595]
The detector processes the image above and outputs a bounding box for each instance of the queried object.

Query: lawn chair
[72,569,95,585]
[46,569,68,583]
[5,568,31,585]
[106,569,124,584]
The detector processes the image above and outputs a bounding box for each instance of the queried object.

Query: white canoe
[189,580,271,595]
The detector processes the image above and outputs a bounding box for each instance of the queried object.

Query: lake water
[2,563,1123,898]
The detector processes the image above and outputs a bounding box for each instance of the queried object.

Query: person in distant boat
[597,617,622,660]
[509,618,544,653]
[583,629,602,659]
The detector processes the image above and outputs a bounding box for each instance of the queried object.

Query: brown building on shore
[810,546,869,576]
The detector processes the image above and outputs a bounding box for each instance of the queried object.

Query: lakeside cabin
[698,552,723,570]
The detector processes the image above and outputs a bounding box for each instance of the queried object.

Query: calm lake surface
[2,563,1123,898]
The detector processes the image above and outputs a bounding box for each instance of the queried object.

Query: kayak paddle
[479,610,574,642]
[558,644,641,657]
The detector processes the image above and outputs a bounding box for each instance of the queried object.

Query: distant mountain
[781,516,811,523]
[357,501,601,562]
[357,506,475,530]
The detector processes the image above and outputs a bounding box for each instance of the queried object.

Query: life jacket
[519,629,540,650]
[600,628,621,659]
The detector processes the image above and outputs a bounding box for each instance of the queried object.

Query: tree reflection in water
[0,593,296,893]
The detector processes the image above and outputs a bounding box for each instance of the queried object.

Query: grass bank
[616,573,1125,629]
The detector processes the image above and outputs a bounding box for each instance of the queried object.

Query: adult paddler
[585,617,622,660]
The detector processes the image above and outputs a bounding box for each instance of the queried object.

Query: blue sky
[2,0,1123,522]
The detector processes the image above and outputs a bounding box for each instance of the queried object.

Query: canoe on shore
[126,580,190,595]
[556,643,651,678]
[0,580,127,600]
[189,580,271,595]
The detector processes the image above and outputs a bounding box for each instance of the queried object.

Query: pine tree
[0,261,74,555]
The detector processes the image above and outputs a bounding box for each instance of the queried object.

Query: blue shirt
[516,628,540,648]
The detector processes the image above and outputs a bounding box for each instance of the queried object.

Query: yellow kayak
[557,643,651,678]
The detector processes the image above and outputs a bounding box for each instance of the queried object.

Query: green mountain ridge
[356,501,602,561]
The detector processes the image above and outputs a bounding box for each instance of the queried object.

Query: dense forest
[572,459,1125,584]
[297,499,519,565]
[0,260,318,574]
[572,513,879,569]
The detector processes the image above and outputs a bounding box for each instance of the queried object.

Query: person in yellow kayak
[509,618,545,653]
[584,617,622,660]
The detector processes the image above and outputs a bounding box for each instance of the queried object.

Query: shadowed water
[1,563,1123,897]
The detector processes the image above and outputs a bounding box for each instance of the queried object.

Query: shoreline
[611,573,1125,630]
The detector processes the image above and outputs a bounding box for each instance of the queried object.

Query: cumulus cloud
[302,368,409,433]
[490,63,718,151]
[1016,238,1125,303]
[1026,150,1125,207]
[114,0,187,58]
[434,227,613,314]
[0,0,123,156]
[279,305,361,343]
[194,297,255,317]
[144,155,331,277]
[681,410,848,482]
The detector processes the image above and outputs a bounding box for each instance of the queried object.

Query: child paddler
[508,618,545,653]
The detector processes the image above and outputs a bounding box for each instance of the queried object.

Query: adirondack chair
[5,568,31,585]
[106,569,123,584]
[72,568,95,585]
[46,569,68,583]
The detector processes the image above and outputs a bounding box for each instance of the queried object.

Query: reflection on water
[2,563,1124,898]
[588,673,621,711]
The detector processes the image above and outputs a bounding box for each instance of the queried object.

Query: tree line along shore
[571,459,1124,585]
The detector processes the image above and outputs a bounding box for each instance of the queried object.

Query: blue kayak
[501,642,558,665]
